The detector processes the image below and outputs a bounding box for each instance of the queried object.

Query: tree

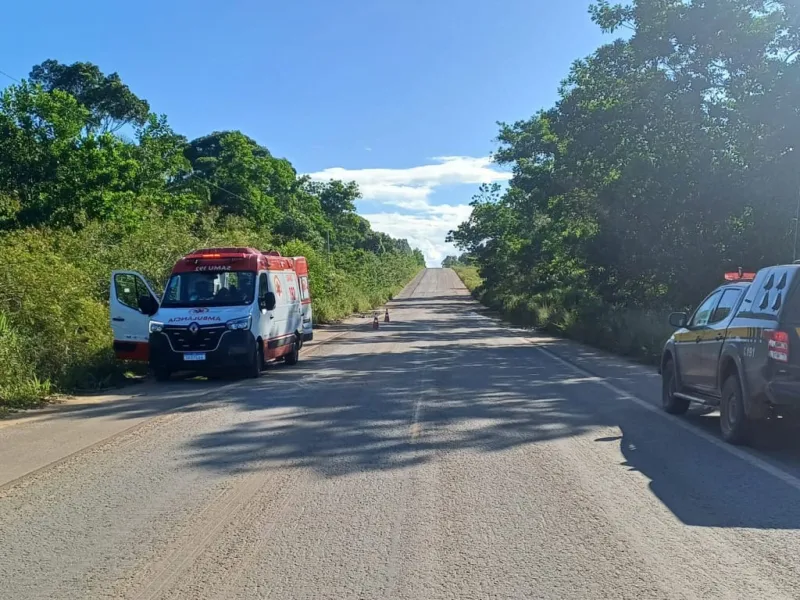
[304,179,359,218]
[182,131,285,226]
[0,81,193,228]
[0,81,89,227]
[29,60,150,133]
[451,0,800,330]
[442,256,459,268]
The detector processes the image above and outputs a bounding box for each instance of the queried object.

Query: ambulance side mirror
[138,295,158,316]
[260,292,276,311]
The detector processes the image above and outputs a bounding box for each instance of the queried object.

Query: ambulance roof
[172,247,296,274]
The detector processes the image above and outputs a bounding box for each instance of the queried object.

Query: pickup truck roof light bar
[724,269,756,282]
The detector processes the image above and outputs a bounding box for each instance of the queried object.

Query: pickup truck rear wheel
[662,359,689,415]
[720,374,751,445]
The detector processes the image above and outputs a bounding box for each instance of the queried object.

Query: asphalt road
[3,268,800,599]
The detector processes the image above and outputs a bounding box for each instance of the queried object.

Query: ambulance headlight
[149,321,165,333]
[226,316,251,331]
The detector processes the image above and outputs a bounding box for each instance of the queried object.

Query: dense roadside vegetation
[449,0,800,364]
[0,60,423,407]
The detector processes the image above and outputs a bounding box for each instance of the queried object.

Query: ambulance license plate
[184,353,206,361]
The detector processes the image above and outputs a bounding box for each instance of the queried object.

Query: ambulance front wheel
[153,365,171,382]
[285,336,300,366]
[249,344,264,379]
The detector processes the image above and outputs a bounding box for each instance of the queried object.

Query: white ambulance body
[109,247,313,380]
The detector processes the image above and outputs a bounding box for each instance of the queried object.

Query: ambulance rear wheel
[285,337,300,366]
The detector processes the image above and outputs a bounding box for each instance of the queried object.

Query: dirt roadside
[0,314,373,431]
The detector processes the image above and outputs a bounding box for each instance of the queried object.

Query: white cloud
[308,156,508,201]
[306,156,510,266]
[364,209,473,267]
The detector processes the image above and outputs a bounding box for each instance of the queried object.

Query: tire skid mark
[208,468,307,600]
[144,467,307,600]
[222,325,419,599]
[240,469,351,600]
[128,466,290,600]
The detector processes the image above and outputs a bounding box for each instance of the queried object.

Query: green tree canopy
[0,60,422,262]
[29,59,150,133]
[451,0,800,312]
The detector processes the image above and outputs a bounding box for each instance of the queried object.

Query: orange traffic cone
[372,314,380,330]
[384,309,390,323]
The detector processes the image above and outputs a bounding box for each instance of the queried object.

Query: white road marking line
[529,340,800,495]
[410,399,423,440]
[465,305,800,491]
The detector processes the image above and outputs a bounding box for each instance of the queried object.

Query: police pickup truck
[660,265,800,444]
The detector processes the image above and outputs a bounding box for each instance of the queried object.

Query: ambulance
[110,248,313,380]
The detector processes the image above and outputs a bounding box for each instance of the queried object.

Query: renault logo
[189,322,200,334]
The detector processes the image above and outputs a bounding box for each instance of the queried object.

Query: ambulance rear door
[293,257,313,341]
[264,269,294,358]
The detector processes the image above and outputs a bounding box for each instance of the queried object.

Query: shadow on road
[42,288,800,530]
[604,420,800,529]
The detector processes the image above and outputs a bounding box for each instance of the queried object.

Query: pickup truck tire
[720,374,751,445]
[662,359,689,415]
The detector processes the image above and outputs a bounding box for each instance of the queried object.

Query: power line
[0,69,20,83]
[193,175,254,207]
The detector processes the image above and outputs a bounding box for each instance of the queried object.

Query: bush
[0,311,51,406]
[0,234,117,406]
[451,266,672,365]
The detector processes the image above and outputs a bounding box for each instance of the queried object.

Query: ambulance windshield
[161,271,256,308]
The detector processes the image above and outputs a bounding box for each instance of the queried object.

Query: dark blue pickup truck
[660,265,800,444]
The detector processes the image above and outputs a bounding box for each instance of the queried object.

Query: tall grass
[451,265,483,294]
[451,266,673,365]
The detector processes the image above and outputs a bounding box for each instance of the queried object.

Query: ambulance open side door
[110,270,160,361]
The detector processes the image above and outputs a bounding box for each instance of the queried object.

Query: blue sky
[1,0,609,265]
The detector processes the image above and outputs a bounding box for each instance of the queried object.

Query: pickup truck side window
[757,268,790,318]
[710,289,742,324]
[736,268,780,321]
[690,291,722,328]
